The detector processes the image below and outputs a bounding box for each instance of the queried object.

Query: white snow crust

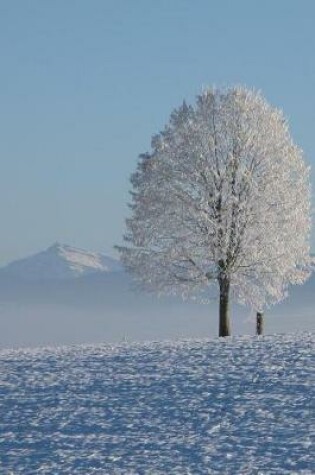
[0,333,313,474]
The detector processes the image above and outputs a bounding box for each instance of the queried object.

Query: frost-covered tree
[117,87,311,337]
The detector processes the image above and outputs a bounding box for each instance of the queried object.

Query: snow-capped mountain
[0,243,122,281]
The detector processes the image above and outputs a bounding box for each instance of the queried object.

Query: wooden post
[256,311,263,336]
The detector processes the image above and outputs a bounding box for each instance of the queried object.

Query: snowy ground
[0,333,313,474]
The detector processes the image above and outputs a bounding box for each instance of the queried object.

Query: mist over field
[0,245,314,348]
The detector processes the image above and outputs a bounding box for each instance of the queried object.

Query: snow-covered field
[0,333,313,474]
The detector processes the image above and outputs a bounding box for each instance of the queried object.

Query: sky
[0,0,314,265]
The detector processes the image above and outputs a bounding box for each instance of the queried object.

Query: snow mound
[0,333,313,474]
[0,243,122,281]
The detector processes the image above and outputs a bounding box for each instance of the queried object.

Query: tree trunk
[219,277,231,337]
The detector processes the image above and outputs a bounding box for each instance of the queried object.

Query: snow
[0,333,313,474]
[57,244,119,274]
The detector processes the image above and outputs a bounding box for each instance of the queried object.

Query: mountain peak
[49,241,64,251]
[0,244,122,281]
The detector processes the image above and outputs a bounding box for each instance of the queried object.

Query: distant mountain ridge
[0,243,122,281]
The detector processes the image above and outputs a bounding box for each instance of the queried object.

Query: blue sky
[0,0,314,264]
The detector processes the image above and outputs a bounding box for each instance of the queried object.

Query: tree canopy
[118,87,311,336]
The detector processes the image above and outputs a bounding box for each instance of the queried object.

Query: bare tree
[117,87,311,336]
